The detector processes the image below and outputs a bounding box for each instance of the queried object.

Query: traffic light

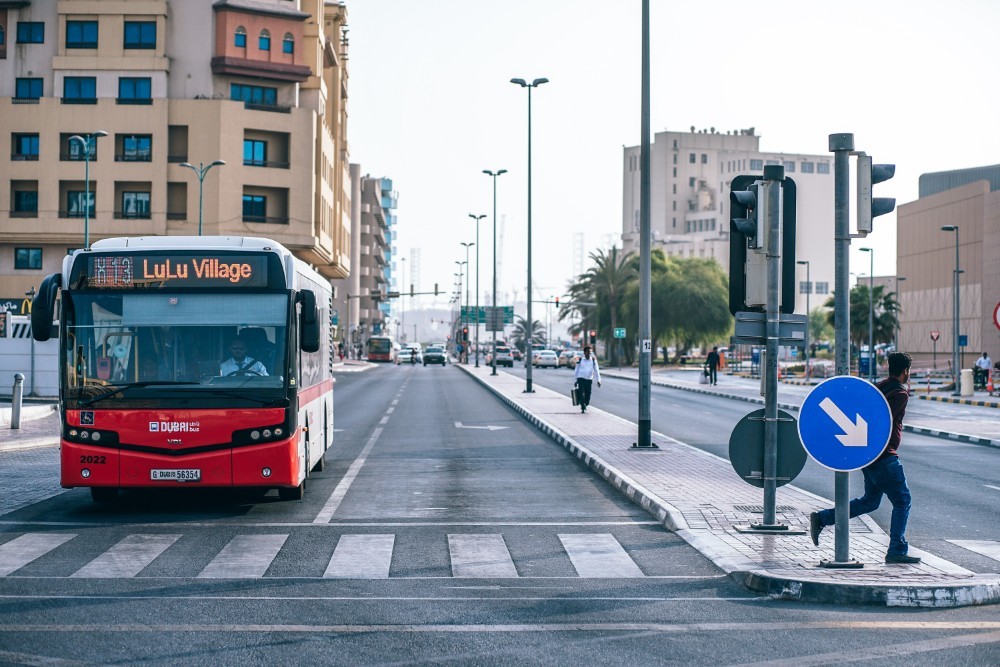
[462,326,469,342]
[434,283,439,296]
[856,153,895,235]
[410,284,414,297]
[554,297,560,308]
[589,330,597,345]
[730,180,763,250]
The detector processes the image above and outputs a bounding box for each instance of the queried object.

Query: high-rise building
[622,127,834,315]
[0,0,352,300]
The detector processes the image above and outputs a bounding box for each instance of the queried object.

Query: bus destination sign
[82,254,270,289]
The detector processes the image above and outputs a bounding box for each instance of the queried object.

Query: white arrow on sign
[819,397,868,447]
[454,421,508,431]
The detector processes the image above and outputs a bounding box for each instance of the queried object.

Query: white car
[533,349,559,368]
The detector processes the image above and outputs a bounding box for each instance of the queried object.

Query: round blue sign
[797,375,893,471]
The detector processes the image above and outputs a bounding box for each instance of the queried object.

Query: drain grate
[733,505,798,513]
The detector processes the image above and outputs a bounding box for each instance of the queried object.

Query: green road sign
[613,327,626,338]
[463,306,513,325]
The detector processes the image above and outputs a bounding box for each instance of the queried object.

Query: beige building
[896,180,1000,367]
[0,0,351,303]
[622,127,835,316]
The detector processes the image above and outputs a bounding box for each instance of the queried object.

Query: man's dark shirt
[707,351,720,369]
[875,377,908,461]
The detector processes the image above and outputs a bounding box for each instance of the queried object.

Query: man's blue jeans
[816,456,911,556]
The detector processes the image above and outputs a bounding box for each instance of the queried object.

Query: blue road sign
[797,376,892,472]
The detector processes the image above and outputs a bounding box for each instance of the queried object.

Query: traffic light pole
[760,165,784,528]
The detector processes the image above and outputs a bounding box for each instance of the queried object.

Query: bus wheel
[278,482,305,501]
[90,487,118,503]
[312,454,325,473]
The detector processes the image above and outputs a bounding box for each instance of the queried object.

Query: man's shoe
[885,553,921,564]
[808,512,823,546]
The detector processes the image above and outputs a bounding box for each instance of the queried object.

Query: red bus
[31,236,333,502]
[366,335,395,362]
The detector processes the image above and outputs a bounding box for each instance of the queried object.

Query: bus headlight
[250,430,261,441]
[81,469,91,478]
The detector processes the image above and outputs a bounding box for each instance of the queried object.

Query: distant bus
[366,336,395,362]
[31,236,333,503]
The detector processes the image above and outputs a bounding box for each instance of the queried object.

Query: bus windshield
[367,337,392,354]
[63,292,289,406]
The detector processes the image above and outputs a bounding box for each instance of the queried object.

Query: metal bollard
[11,373,25,429]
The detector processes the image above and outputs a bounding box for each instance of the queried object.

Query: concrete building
[622,127,835,316]
[896,177,1000,368]
[0,0,352,301]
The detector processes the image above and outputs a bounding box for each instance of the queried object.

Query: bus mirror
[31,273,61,342]
[298,289,320,353]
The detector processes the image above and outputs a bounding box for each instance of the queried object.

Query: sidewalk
[0,404,58,452]
[457,363,1000,608]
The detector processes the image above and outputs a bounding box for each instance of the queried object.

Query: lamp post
[483,169,507,376]
[510,76,548,394]
[400,257,407,343]
[469,214,486,367]
[941,225,960,395]
[860,248,874,381]
[179,160,226,236]
[459,247,473,364]
[894,276,906,352]
[455,264,465,361]
[68,131,108,248]
[797,260,810,379]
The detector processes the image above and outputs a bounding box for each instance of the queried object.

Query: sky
[345,0,1000,311]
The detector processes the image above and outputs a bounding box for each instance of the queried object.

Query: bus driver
[220,335,268,376]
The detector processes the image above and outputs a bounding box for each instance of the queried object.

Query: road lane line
[71,534,180,578]
[0,533,76,576]
[948,540,1000,562]
[198,534,288,578]
[313,427,383,523]
[324,534,395,578]
[386,407,395,414]
[985,484,1000,491]
[448,534,518,578]
[559,534,644,578]
[379,416,389,425]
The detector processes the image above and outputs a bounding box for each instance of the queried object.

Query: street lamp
[68,130,108,248]
[797,260,811,379]
[400,257,407,343]
[510,76,548,394]
[860,247,874,382]
[483,169,507,376]
[941,225,960,395]
[179,160,226,236]
[894,276,906,352]
[455,264,465,360]
[459,249,473,364]
[469,214,486,367]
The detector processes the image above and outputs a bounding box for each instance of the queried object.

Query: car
[558,349,579,368]
[423,346,447,366]
[533,349,559,368]
[396,348,414,365]
[405,345,422,363]
[511,348,523,361]
[488,345,514,367]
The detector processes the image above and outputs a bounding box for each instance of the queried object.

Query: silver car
[533,349,559,368]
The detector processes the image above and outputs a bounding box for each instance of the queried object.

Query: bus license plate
[150,469,201,482]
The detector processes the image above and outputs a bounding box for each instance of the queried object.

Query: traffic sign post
[799,375,892,567]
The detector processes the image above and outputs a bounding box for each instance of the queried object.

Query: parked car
[533,349,559,368]
[423,346,447,366]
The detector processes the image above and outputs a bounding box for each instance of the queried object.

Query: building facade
[0,0,352,302]
[622,127,835,316]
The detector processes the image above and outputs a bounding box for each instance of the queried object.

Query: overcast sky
[346,0,1000,309]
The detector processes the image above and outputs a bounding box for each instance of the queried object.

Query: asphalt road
[0,364,998,664]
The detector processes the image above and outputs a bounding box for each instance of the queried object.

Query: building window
[67,191,95,218]
[689,153,696,164]
[282,33,294,54]
[799,281,812,294]
[234,26,246,47]
[14,191,39,214]
[689,177,695,187]
[66,20,98,48]
[243,194,267,222]
[750,159,763,170]
[672,168,676,177]
[17,22,44,43]
[814,281,829,294]
[15,248,43,270]
[701,153,707,164]
[672,200,677,211]
[121,192,151,219]
[672,184,676,194]
[784,161,795,173]
[0,25,5,46]
[120,135,152,161]
[63,76,97,103]
[259,29,270,51]
[817,162,830,174]
[244,139,267,166]
[123,21,156,49]
[64,134,98,161]
[15,78,43,100]
[673,153,677,164]
[12,134,40,160]
[118,77,152,103]
[231,83,277,106]
[671,217,676,228]
[801,161,815,173]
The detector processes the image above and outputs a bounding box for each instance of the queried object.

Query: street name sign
[798,376,892,471]
[613,327,626,338]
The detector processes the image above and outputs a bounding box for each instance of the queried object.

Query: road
[0,364,997,664]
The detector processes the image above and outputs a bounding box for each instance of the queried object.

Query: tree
[560,246,636,365]
[823,285,900,353]
[509,315,545,355]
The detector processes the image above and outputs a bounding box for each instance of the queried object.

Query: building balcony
[211,56,311,83]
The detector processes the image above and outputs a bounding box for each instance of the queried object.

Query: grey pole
[459,252,472,363]
[760,165,784,526]
[894,276,906,351]
[10,374,24,430]
[180,160,226,236]
[797,261,810,380]
[511,77,548,393]
[941,225,960,395]
[861,247,874,381]
[400,257,406,343]
[827,132,861,567]
[484,170,506,375]
[469,214,486,366]
[634,0,654,448]
[69,131,107,249]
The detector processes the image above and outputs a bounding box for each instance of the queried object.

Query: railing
[116,98,152,105]
[167,154,188,163]
[9,210,38,218]
[66,41,98,49]
[243,102,291,114]
[115,154,152,162]
[10,154,38,161]
[11,98,40,104]
[113,212,152,220]
[243,159,290,169]
[242,215,289,224]
[59,153,93,161]
[59,211,91,218]
[61,98,98,105]
[166,212,187,220]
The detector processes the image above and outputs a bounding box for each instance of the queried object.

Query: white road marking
[985,484,1000,491]
[559,533,644,578]
[454,421,508,431]
[391,399,399,406]
[379,416,389,425]
[948,540,1000,562]
[324,534,394,579]
[448,534,518,578]
[198,534,288,578]
[386,407,395,414]
[71,534,180,578]
[313,427,383,523]
[0,533,76,576]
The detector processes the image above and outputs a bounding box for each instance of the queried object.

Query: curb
[459,365,1000,607]
[918,394,999,408]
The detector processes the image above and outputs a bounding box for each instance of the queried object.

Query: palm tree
[824,284,900,355]
[568,247,636,365]
[509,315,545,355]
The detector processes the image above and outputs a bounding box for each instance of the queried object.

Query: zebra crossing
[0,531,653,580]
